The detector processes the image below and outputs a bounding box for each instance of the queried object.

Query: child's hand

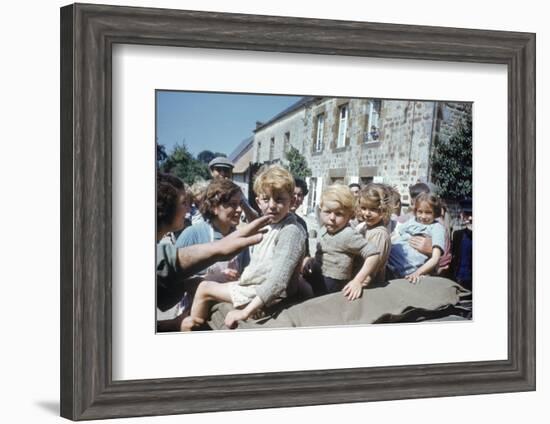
[224,309,249,330]
[436,264,450,276]
[301,257,315,275]
[405,271,423,284]
[342,280,363,301]
[222,268,240,281]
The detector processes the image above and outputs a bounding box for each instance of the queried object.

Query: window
[269,137,275,161]
[308,177,317,210]
[256,142,261,162]
[337,104,348,148]
[308,177,323,212]
[284,132,290,152]
[315,114,324,152]
[366,100,381,142]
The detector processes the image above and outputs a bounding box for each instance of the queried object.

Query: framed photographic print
[153,89,473,333]
[60,3,535,420]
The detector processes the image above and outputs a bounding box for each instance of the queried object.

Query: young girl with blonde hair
[355,183,393,284]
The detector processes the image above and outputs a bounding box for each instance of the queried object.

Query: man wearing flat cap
[208,156,235,180]
[208,156,259,222]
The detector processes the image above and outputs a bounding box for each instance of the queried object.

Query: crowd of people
[157,157,473,332]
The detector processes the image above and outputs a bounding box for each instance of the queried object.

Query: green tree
[160,142,210,185]
[284,146,312,178]
[197,150,227,164]
[431,114,472,200]
[197,150,215,164]
[156,141,167,168]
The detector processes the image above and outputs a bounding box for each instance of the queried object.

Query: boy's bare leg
[190,280,233,325]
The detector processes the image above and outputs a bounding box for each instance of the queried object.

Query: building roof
[228,136,253,163]
[253,96,320,132]
[233,146,254,174]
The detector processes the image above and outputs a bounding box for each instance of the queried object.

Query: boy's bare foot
[224,309,248,330]
[180,316,205,332]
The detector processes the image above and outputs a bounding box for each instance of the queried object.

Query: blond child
[305,184,380,301]
[355,184,393,284]
[188,179,210,225]
[387,192,445,283]
[185,165,307,330]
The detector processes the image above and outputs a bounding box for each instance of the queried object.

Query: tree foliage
[159,142,210,185]
[431,114,472,200]
[197,150,227,164]
[284,146,312,178]
[156,142,168,168]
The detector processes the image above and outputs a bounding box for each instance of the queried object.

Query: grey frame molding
[60,3,536,420]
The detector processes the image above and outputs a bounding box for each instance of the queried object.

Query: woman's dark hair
[408,182,430,200]
[294,176,309,196]
[200,178,242,221]
[157,173,185,227]
[158,172,184,190]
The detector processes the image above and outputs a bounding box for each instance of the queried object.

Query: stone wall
[253,107,308,164]
[302,98,438,206]
[375,100,436,205]
[252,97,470,212]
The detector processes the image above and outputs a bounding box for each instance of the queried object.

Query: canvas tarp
[207,277,471,330]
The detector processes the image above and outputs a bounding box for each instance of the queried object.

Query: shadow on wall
[35,401,59,416]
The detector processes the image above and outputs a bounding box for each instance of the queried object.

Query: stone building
[253,96,471,214]
[228,136,254,185]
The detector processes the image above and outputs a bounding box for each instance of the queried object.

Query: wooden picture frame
[60,3,535,420]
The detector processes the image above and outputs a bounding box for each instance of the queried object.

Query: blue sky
[156,91,302,157]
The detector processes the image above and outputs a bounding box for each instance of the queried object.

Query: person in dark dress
[450,198,473,292]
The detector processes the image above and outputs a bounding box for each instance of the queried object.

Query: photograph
[155,91,474,333]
